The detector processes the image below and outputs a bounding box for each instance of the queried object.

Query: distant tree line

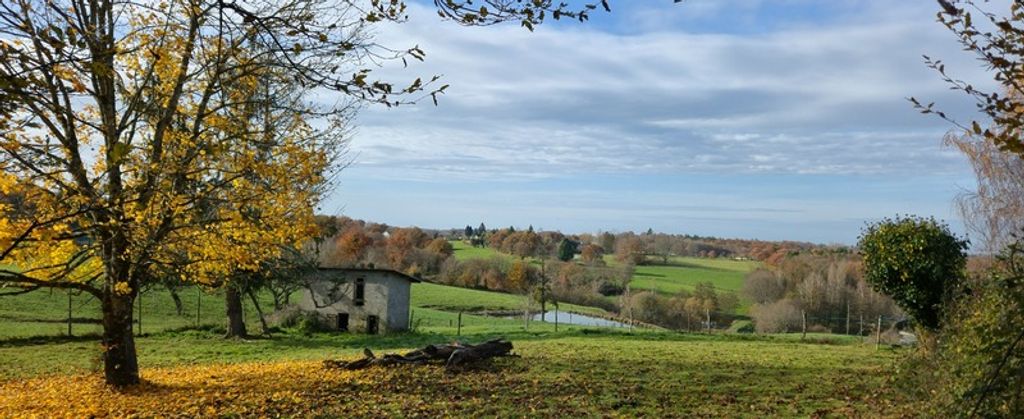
[457,224,837,265]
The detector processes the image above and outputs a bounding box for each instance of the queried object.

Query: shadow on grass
[254,327,783,355]
[0,333,102,347]
[0,315,101,324]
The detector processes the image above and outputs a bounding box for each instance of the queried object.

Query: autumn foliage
[0,0,436,385]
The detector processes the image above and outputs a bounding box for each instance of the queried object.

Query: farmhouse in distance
[299,267,421,334]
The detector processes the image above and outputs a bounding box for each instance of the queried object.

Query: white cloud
[316,1,992,243]
[342,1,990,184]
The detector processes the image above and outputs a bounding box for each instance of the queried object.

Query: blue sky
[319,0,994,244]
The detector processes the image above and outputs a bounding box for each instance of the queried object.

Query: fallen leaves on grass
[0,361,341,417]
[0,338,919,417]
[0,358,555,418]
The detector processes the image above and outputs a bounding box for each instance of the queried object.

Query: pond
[507,311,631,328]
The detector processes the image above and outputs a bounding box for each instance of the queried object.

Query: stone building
[299,267,420,333]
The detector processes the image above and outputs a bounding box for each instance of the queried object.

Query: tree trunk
[705,307,711,332]
[271,288,283,311]
[225,287,247,338]
[540,289,547,322]
[101,292,139,386]
[246,289,270,335]
[169,287,184,316]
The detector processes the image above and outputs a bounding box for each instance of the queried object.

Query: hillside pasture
[412,282,607,317]
[0,330,912,417]
[450,240,509,261]
[627,257,754,295]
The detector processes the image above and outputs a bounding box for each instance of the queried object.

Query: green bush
[893,236,1024,417]
[298,312,334,335]
[858,215,967,330]
[275,310,332,335]
[727,320,754,334]
[923,241,1024,417]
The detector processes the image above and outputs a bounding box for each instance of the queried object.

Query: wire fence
[0,287,275,340]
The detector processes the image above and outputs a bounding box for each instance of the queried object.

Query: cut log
[323,338,515,372]
[446,339,513,368]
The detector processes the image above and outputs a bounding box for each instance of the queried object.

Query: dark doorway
[336,313,349,332]
[367,315,379,335]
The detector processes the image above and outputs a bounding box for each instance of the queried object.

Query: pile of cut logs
[323,338,515,372]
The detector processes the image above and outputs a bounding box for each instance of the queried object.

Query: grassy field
[606,255,755,295]
[451,240,510,261]
[0,305,615,379]
[0,280,610,340]
[0,286,279,339]
[0,274,914,416]
[0,328,913,416]
[412,282,606,317]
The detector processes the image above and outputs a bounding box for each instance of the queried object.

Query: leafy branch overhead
[912,0,1024,156]
[432,0,682,31]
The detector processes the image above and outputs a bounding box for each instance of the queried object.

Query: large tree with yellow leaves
[0,0,437,386]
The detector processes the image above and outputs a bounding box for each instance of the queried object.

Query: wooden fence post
[859,313,864,341]
[801,310,807,340]
[524,300,530,331]
[457,311,463,337]
[622,305,630,331]
[876,316,883,350]
[67,292,72,337]
[845,302,851,335]
[554,303,559,332]
[196,289,202,327]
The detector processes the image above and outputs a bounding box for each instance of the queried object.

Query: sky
[319,0,996,245]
